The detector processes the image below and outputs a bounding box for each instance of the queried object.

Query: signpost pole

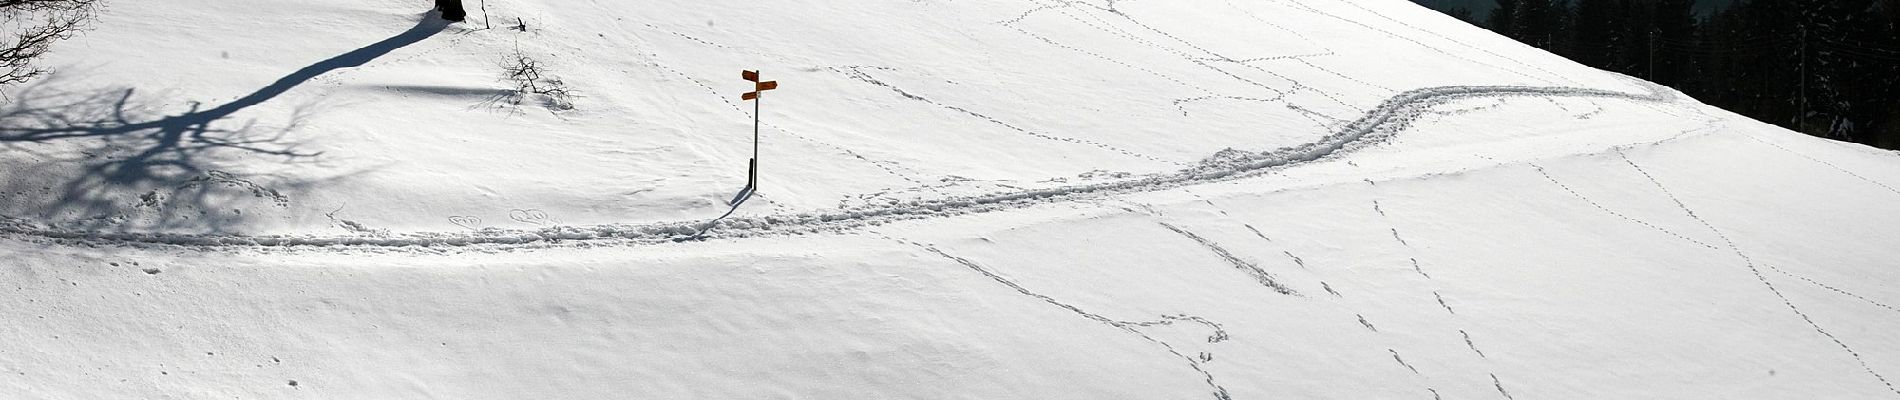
[753,88,760,189]
[737,70,776,203]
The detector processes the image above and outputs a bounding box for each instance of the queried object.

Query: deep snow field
[3,0,1899,398]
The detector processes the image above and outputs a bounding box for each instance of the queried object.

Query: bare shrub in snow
[0,0,99,88]
[499,47,574,110]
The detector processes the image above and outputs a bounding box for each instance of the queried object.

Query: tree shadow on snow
[0,14,451,234]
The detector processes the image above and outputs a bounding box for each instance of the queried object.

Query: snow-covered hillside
[4,0,1899,398]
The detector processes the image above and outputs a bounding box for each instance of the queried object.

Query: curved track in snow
[0,83,1676,249]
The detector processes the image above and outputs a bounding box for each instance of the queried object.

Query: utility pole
[1648,29,1657,80]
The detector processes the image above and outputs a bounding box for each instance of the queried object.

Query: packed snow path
[4,0,1675,238]
[0,83,1675,249]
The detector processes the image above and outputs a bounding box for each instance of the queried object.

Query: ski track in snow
[0,83,1675,250]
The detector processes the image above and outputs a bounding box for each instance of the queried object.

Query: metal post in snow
[677,70,783,240]
[754,84,760,183]
[739,70,777,197]
[1648,29,1656,80]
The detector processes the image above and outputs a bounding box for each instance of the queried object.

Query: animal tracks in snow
[900,237,1237,400]
[0,83,1676,249]
[446,209,557,231]
[447,216,483,230]
[1362,196,1517,395]
[1157,221,1298,296]
[177,171,292,208]
[509,209,553,225]
[3,0,1682,251]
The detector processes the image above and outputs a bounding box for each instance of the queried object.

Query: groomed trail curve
[0,82,1680,249]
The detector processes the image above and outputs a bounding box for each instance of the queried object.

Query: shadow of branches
[0,15,449,233]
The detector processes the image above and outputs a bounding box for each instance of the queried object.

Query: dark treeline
[1423,0,1900,149]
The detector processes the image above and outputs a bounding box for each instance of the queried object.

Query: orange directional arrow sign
[742,70,778,101]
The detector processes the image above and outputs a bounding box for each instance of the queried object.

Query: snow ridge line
[0,84,1670,249]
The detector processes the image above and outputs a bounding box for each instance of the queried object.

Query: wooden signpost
[730,70,778,206]
[683,71,781,240]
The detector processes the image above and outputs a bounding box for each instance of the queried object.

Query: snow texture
[2,0,1898,398]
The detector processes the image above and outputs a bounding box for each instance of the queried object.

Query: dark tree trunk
[436,0,465,22]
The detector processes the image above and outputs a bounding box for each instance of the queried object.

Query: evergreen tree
[1652,0,1697,84]
[1880,0,1900,147]
[1413,0,1900,150]
[1612,0,1654,77]
[1573,0,1622,67]
[1549,0,1579,56]
[1448,7,1477,24]
[1488,0,1520,38]
[1515,0,1559,49]
[1719,0,1801,130]
[1804,0,1898,143]
[1887,0,1900,26]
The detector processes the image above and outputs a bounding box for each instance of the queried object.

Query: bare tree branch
[499,47,574,110]
[0,0,94,12]
[1,0,98,88]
